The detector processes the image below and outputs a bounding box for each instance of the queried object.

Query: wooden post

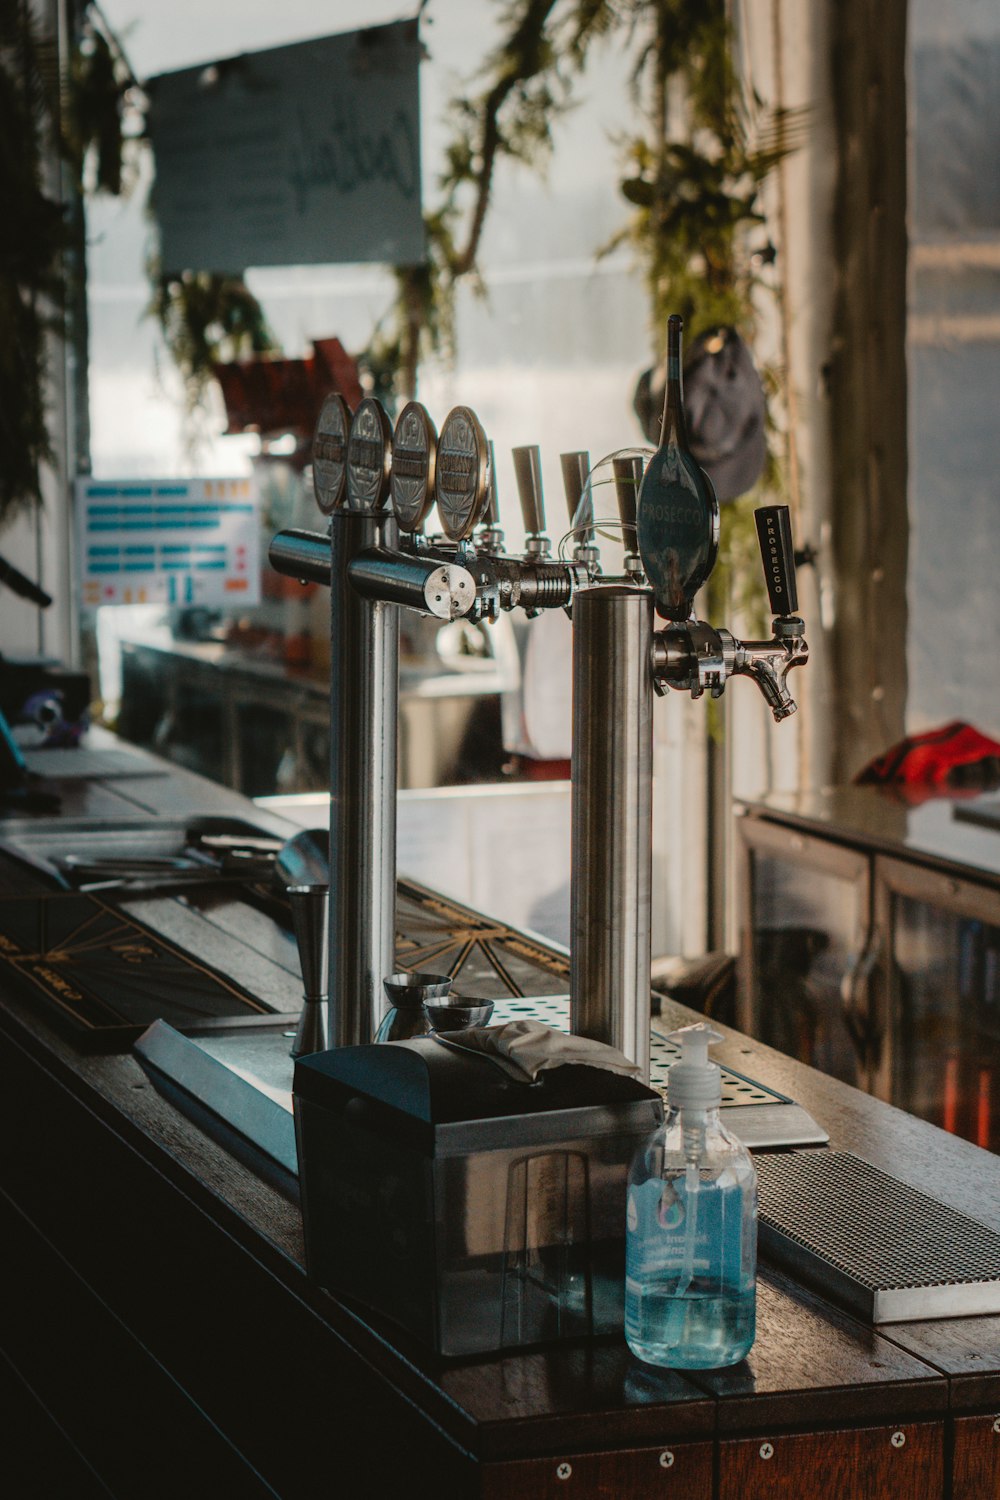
[826,0,909,782]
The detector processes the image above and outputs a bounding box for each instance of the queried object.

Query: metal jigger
[287,884,330,1058]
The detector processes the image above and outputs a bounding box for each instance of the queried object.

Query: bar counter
[1,748,999,1498]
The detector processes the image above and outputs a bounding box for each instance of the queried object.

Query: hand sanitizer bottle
[625,1022,757,1368]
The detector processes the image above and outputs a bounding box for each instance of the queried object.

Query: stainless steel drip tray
[756,1149,1000,1323]
[478,997,826,1148]
[133,995,828,1186]
[135,1019,298,1184]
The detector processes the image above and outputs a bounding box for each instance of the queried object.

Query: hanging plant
[65,7,284,431]
[375,0,804,440]
[0,0,68,525]
[0,0,154,524]
[148,266,280,420]
[63,7,140,197]
[366,0,575,396]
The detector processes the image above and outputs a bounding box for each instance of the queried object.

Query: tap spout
[731,622,809,721]
[651,617,808,721]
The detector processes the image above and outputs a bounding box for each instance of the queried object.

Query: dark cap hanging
[633,326,767,503]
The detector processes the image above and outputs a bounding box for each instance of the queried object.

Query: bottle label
[626,1176,755,1287]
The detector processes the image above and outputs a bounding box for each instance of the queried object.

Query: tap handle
[512,445,546,535]
[485,440,500,527]
[560,450,590,525]
[612,456,643,547]
[754,505,800,617]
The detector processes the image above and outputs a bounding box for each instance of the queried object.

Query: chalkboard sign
[147,21,424,273]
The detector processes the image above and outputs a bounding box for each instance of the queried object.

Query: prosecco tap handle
[511,445,547,536]
[754,505,800,618]
[560,451,590,526]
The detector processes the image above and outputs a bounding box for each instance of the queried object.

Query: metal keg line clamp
[268,315,808,1076]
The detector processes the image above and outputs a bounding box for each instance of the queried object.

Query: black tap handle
[511,446,546,535]
[612,456,643,543]
[754,505,800,616]
[560,451,590,525]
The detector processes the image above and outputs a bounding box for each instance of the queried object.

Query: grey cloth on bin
[438,1017,642,1084]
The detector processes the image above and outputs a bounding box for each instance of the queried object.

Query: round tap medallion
[346,397,393,513]
[312,392,352,514]
[390,402,438,533]
[435,406,490,542]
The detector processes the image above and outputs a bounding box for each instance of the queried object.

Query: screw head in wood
[759,1442,774,1460]
[891,1431,906,1449]
[659,1450,675,1468]
[556,1462,572,1480]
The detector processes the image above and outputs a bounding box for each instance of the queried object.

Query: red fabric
[213,336,363,439]
[506,756,572,782]
[854,721,1000,803]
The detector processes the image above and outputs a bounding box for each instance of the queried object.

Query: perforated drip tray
[756,1150,1000,1323]
[136,992,829,1181]
[494,997,828,1149]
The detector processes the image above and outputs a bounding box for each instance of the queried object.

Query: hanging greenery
[376,0,806,677]
[0,0,68,525]
[148,267,280,419]
[67,5,282,427]
[63,9,136,196]
[3,0,799,508]
[0,0,277,504]
[377,0,803,426]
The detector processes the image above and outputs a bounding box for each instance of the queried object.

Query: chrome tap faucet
[647,503,808,716]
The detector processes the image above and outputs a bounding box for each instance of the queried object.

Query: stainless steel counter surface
[738,784,1000,885]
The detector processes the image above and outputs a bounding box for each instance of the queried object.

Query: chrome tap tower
[270,327,807,1078]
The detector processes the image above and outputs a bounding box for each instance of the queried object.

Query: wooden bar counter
[1,750,998,1498]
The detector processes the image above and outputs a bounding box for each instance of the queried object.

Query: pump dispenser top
[665,1022,724,1112]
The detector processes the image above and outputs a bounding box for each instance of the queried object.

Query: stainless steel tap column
[570,585,654,1080]
[328,510,398,1048]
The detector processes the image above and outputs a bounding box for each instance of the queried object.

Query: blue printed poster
[76,478,261,610]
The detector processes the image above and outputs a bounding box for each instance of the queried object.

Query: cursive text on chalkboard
[289,104,418,214]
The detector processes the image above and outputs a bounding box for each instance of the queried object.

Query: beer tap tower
[270,320,807,1080]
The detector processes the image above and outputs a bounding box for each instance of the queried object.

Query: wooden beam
[827,0,910,782]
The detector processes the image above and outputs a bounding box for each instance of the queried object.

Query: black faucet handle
[612,456,643,546]
[560,451,591,526]
[754,505,800,617]
[512,445,546,536]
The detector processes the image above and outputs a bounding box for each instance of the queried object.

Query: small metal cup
[374,970,454,1043]
[382,971,453,1007]
[424,998,495,1032]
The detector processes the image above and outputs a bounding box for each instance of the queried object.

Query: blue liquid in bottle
[625,1025,757,1369]
[625,1161,756,1367]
